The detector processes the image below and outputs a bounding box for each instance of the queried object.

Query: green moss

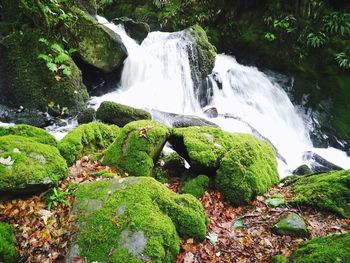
[58,122,119,166]
[289,233,350,263]
[181,175,209,198]
[0,124,57,147]
[0,27,88,112]
[0,222,19,263]
[215,134,279,206]
[96,101,151,127]
[103,120,170,177]
[0,135,67,192]
[271,255,288,263]
[290,170,350,218]
[73,177,207,262]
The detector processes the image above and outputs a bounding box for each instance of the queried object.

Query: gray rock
[272,212,309,237]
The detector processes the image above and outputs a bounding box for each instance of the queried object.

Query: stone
[272,212,309,237]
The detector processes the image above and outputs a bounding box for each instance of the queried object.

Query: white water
[92,16,350,176]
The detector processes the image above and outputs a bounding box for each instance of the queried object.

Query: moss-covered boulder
[272,213,309,238]
[290,170,350,218]
[58,122,119,166]
[0,222,19,263]
[181,175,209,198]
[0,124,57,146]
[289,233,350,263]
[71,177,207,262]
[103,120,170,177]
[0,27,88,112]
[64,8,127,72]
[0,135,67,193]
[215,134,279,206]
[77,108,96,124]
[96,101,151,127]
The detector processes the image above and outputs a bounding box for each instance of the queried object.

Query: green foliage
[335,50,350,69]
[264,32,276,41]
[290,233,350,263]
[306,32,327,48]
[38,37,76,77]
[46,187,70,210]
[58,122,120,166]
[0,222,19,263]
[323,12,350,36]
[73,177,208,262]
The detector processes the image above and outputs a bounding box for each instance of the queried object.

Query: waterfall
[91,16,350,176]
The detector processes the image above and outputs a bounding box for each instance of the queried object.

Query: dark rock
[159,152,187,177]
[293,164,312,176]
[77,108,96,124]
[203,107,218,118]
[302,151,343,173]
[112,17,150,43]
[96,101,151,127]
[272,212,309,237]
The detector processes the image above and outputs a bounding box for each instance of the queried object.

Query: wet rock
[77,108,96,124]
[112,17,150,43]
[203,107,218,118]
[272,212,309,237]
[302,151,343,173]
[293,164,312,176]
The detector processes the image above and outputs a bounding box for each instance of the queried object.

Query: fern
[306,32,327,48]
[335,51,350,69]
[323,12,350,36]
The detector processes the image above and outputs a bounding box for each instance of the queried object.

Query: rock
[112,17,150,43]
[203,107,218,118]
[73,0,97,15]
[181,175,210,198]
[293,164,312,175]
[0,222,19,263]
[290,170,350,218]
[0,124,57,147]
[265,194,286,207]
[272,212,309,237]
[64,8,127,73]
[303,151,343,173]
[159,152,187,177]
[216,134,279,206]
[96,101,151,127]
[58,122,119,166]
[0,135,67,194]
[151,109,218,128]
[103,120,170,177]
[0,28,88,113]
[70,177,207,262]
[77,108,96,124]
[289,233,350,263]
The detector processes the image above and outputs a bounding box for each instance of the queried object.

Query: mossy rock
[103,120,170,177]
[0,124,57,147]
[0,222,19,263]
[64,8,127,72]
[272,212,309,238]
[77,108,96,124]
[71,176,208,263]
[96,101,151,127]
[72,0,97,14]
[289,233,350,263]
[0,27,88,112]
[181,175,209,198]
[290,170,350,218]
[58,122,119,166]
[215,134,279,206]
[169,126,236,173]
[0,135,67,193]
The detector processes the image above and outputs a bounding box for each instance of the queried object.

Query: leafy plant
[47,187,70,210]
[323,12,350,36]
[38,37,76,78]
[335,51,350,69]
[306,32,327,48]
[264,32,276,41]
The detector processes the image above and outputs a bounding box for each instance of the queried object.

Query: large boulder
[69,177,207,262]
[0,222,19,263]
[103,120,170,177]
[289,170,350,218]
[58,122,119,166]
[215,134,279,206]
[0,135,67,193]
[96,101,151,127]
[0,124,57,147]
[289,233,350,263]
[112,17,150,43]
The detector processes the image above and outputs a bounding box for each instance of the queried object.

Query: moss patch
[72,177,207,262]
[96,101,151,127]
[0,124,57,147]
[0,135,67,193]
[289,233,350,263]
[58,122,119,166]
[215,134,279,206]
[290,170,350,218]
[103,120,170,177]
[181,175,209,198]
[0,222,19,263]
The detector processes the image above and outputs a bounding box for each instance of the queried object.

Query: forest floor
[0,156,349,263]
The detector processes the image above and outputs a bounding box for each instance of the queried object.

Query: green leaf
[38,54,52,63]
[62,66,72,76]
[50,43,64,53]
[46,62,58,72]
[38,37,49,46]
[68,48,77,54]
[54,53,70,63]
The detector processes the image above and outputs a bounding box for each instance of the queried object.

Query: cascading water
[91,16,350,176]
